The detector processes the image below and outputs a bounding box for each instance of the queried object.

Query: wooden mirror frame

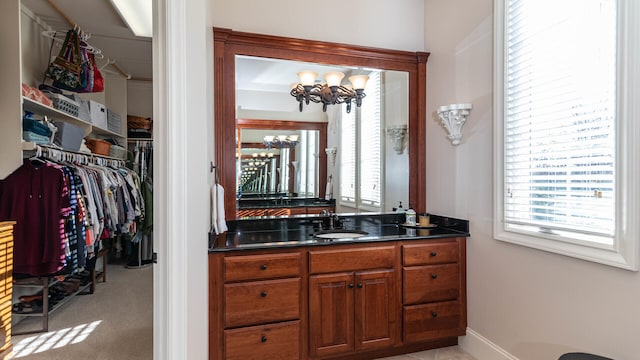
[214,27,429,219]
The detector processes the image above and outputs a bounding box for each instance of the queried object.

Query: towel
[325,176,333,201]
[211,184,228,234]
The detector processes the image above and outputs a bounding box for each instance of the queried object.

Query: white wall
[424,1,640,360]
[127,81,153,118]
[211,0,425,52]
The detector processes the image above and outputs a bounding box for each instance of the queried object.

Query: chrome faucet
[319,210,342,230]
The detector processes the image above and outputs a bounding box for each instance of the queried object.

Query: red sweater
[0,159,69,275]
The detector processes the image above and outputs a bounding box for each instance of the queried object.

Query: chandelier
[263,135,299,149]
[290,71,369,113]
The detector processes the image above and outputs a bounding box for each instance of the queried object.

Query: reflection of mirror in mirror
[236,55,409,214]
[238,129,319,197]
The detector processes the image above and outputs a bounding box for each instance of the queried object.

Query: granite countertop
[209,212,470,252]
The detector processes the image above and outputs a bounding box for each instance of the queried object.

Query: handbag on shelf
[45,29,84,91]
[77,42,94,93]
[88,52,104,93]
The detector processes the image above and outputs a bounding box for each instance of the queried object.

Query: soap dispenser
[396,201,405,213]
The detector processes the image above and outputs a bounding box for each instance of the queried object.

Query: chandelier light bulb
[297,71,318,86]
[324,71,345,87]
[349,75,369,90]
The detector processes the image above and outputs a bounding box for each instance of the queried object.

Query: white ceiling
[22,0,153,80]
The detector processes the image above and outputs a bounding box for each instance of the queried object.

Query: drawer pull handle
[357,283,363,289]
[261,335,267,343]
[430,251,437,257]
[348,283,354,288]
[431,273,438,279]
[431,311,438,318]
[260,264,267,270]
[260,291,267,297]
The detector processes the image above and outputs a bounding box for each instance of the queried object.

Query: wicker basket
[127,115,152,130]
[85,138,112,156]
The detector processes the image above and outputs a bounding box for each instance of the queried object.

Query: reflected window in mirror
[340,71,383,212]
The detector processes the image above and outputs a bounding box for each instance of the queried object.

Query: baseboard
[458,327,519,360]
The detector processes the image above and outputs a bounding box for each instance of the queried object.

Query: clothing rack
[24,143,126,168]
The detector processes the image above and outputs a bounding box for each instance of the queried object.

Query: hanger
[41,30,104,58]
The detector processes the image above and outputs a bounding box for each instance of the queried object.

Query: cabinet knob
[357,283,363,289]
[260,264,267,270]
[260,291,267,297]
[431,273,437,279]
[348,283,354,288]
[430,251,437,257]
[261,335,267,343]
[431,311,438,318]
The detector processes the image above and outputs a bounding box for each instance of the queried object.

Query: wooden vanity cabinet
[402,239,467,343]
[209,237,466,360]
[212,251,304,360]
[308,246,399,358]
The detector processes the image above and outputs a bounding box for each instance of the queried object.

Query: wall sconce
[386,125,408,155]
[325,147,337,167]
[437,103,472,145]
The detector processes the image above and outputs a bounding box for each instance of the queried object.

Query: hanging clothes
[0,159,69,275]
[0,153,145,276]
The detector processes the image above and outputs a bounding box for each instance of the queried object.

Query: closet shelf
[22,96,123,138]
[12,275,94,335]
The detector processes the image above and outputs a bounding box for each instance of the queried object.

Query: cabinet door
[309,273,354,358]
[354,269,397,351]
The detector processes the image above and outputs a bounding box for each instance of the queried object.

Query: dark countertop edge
[208,229,470,253]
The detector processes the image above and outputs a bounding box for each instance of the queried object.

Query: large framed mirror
[214,28,429,219]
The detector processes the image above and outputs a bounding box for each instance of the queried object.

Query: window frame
[493,0,640,270]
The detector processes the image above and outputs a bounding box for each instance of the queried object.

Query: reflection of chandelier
[290,71,369,113]
[263,135,299,149]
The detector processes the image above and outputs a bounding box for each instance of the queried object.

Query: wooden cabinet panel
[403,241,459,266]
[403,264,460,304]
[224,320,300,360]
[355,269,397,351]
[225,278,300,328]
[309,246,395,274]
[224,253,301,282]
[403,301,463,343]
[309,273,354,358]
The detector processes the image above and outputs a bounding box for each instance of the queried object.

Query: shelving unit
[12,276,93,335]
[22,97,124,139]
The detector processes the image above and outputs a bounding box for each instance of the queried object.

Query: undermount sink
[313,230,369,240]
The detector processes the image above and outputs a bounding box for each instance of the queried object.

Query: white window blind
[340,107,356,203]
[339,71,383,210]
[504,0,617,243]
[360,71,382,207]
[495,0,640,270]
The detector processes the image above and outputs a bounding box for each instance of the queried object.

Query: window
[340,71,383,211]
[494,0,640,270]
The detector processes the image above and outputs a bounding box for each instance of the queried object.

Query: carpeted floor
[9,263,153,360]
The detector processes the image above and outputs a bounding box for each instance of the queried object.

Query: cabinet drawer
[225,278,300,328]
[224,253,301,281]
[403,241,458,266]
[403,301,463,343]
[224,320,300,360]
[309,246,395,274]
[403,264,460,304]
